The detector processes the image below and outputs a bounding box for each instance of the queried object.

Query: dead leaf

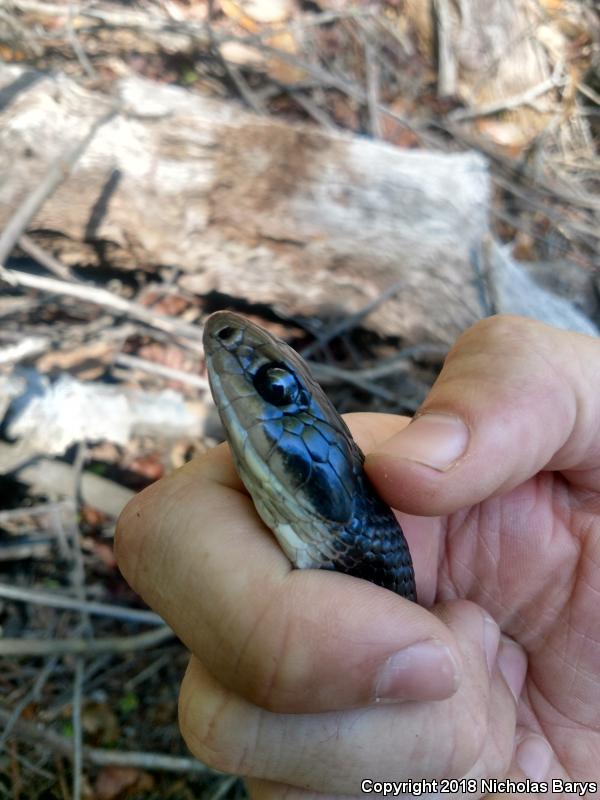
[219,0,304,81]
[378,111,420,148]
[82,703,120,746]
[137,342,198,376]
[88,442,121,463]
[140,292,191,317]
[512,230,539,262]
[80,505,109,531]
[0,46,28,61]
[265,29,305,83]
[95,766,154,800]
[219,40,265,66]
[220,0,260,31]
[330,94,360,132]
[474,119,528,155]
[163,0,208,22]
[220,0,293,26]
[127,454,164,482]
[219,28,304,82]
[85,538,117,569]
[37,341,116,373]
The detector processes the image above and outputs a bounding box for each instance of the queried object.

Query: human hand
[115,315,600,797]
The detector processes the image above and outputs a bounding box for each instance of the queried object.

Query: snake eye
[217,326,235,341]
[253,363,299,406]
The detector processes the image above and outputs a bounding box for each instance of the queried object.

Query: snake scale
[203,310,416,601]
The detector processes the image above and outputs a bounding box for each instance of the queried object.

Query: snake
[203,310,416,601]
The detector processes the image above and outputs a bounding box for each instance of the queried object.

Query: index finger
[114,416,460,713]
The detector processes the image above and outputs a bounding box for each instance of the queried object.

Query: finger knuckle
[178,676,248,774]
[455,314,526,352]
[238,600,299,712]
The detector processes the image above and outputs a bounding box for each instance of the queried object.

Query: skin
[115,315,600,797]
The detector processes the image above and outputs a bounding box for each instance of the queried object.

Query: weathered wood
[6,372,206,454]
[0,64,596,343]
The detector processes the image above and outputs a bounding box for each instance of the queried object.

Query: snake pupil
[254,364,299,406]
[216,326,235,341]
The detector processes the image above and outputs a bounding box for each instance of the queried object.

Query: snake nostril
[216,326,235,341]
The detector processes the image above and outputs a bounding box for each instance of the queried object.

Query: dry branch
[1,63,595,346]
[0,583,163,626]
[0,336,48,365]
[0,267,203,345]
[0,445,135,516]
[0,626,174,657]
[0,708,217,775]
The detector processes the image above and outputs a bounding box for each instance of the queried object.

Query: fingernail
[375,640,460,702]
[516,735,552,781]
[375,413,469,471]
[483,613,500,676]
[497,635,527,703]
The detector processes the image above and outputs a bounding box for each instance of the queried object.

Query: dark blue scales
[203,311,417,602]
[258,367,416,601]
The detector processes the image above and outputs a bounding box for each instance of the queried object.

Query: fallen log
[0,64,596,343]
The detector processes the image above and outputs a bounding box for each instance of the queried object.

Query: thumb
[366,314,600,515]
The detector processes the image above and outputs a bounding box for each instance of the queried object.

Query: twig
[312,343,447,383]
[0,501,72,523]
[0,268,203,346]
[309,362,398,402]
[0,626,174,657]
[79,746,215,774]
[0,107,117,268]
[222,58,266,115]
[0,297,37,319]
[67,0,96,79]
[434,0,457,97]
[363,36,381,138]
[0,533,55,561]
[8,0,374,48]
[0,658,58,754]
[288,89,338,129]
[7,0,199,33]
[445,120,600,213]
[8,740,21,800]
[12,457,135,519]
[300,280,407,359]
[491,173,600,241]
[69,442,89,800]
[72,657,84,800]
[115,352,209,390]
[57,759,70,800]
[71,442,87,521]
[0,583,164,626]
[18,234,80,282]
[217,29,430,148]
[577,82,600,107]
[204,3,266,115]
[10,751,54,782]
[0,336,48,365]
[0,709,217,775]
[208,776,238,800]
[123,652,174,691]
[470,238,496,316]
[449,62,566,122]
